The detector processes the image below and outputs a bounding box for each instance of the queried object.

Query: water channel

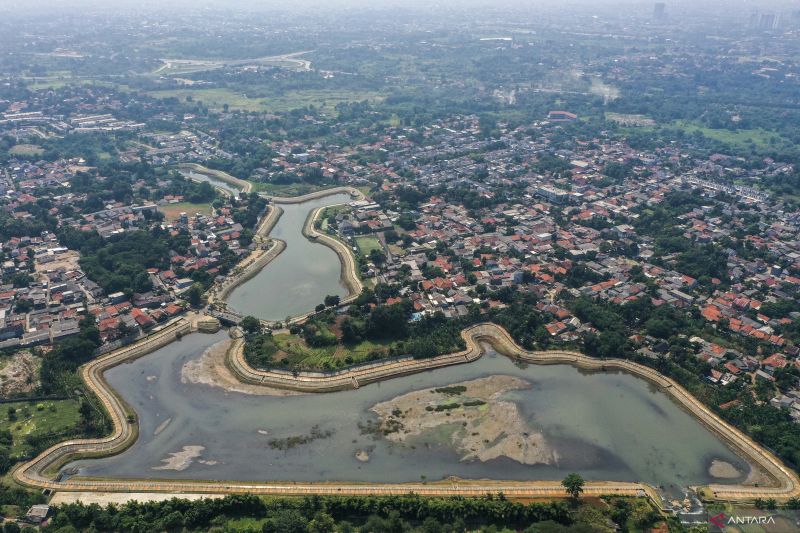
[67,332,752,498]
[179,169,241,196]
[224,193,351,321]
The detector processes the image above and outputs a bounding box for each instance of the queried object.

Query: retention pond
[67,332,753,498]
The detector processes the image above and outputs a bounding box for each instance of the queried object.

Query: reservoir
[225,193,351,321]
[67,332,752,497]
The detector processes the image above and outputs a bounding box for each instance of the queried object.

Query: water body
[180,170,241,196]
[68,332,751,497]
[225,193,351,321]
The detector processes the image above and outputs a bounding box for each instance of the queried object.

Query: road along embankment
[228,322,800,502]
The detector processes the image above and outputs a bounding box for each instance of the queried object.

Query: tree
[240,316,262,334]
[186,284,204,307]
[324,294,340,307]
[561,473,584,500]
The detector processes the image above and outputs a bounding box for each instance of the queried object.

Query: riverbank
[181,336,300,396]
[301,205,363,305]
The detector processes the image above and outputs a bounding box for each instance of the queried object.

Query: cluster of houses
[310,113,800,421]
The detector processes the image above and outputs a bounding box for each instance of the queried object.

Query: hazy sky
[0,0,797,20]
[2,0,797,10]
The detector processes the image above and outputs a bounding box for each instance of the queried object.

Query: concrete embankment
[174,163,252,193]
[217,188,364,326]
[14,318,192,486]
[301,205,362,303]
[213,240,286,304]
[13,321,797,503]
[228,322,800,502]
[268,186,363,205]
[208,203,286,307]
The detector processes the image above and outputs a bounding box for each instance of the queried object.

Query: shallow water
[225,193,350,321]
[68,332,750,497]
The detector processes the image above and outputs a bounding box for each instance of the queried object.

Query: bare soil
[180,338,300,396]
[371,375,555,466]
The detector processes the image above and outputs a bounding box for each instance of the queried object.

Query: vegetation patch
[0,399,82,456]
[355,235,383,256]
[8,144,44,156]
[267,425,335,450]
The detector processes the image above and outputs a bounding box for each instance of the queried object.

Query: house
[25,504,51,524]
[548,110,578,122]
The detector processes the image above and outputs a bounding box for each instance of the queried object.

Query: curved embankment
[13,318,191,487]
[266,186,364,205]
[211,240,286,305]
[206,204,285,307]
[174,163,252,193]
[229,322,800,502]
[217,187,365,326]
[13,321,797,503]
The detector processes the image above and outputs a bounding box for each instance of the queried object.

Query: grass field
[272,333,394,370]
[253,181,328,197]
[147,87,384,115]
[1,399,82,455]
[158,202,214,221]
[26,79,129,91]
[355,236,382,256]
[8,144,44,156]
[670,120,786,150]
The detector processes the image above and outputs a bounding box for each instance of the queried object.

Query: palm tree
[561,473,584,500]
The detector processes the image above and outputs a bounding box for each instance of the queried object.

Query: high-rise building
[653,2,666,21]
[758,13,777,30]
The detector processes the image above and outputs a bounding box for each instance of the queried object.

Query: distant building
[653,2,666,21]
[547,111,578,122]
[534,186,572,205]
[758,13,778,30]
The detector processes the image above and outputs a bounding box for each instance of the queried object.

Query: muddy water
[225,193,350,321]
[68,332,751,497]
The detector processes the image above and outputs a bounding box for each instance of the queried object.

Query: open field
[670,120,786,150]
[147,87,384,115]
[158,202,214,222]
[1,399,82,456]
[271,333,394,370]
[25,79,130,92]
[252,181,334,197]
[355,235,382,256]
[8,144,44,156]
